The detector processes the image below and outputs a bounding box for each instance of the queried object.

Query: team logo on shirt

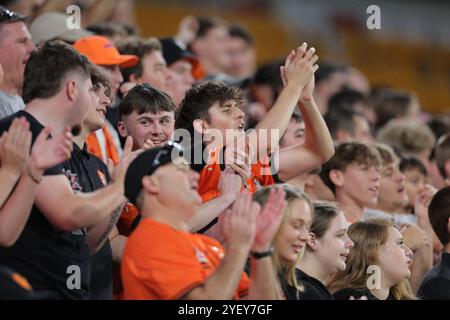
[63,169,83,192]
[97,170,107,186]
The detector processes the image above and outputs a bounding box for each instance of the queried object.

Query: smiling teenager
[253,184,313,300]
[295,201,354,300]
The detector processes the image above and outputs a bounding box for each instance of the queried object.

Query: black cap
[160,37,198,67]
[124,142,187,206]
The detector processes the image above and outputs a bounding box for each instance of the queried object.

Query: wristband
[250,247,273,259]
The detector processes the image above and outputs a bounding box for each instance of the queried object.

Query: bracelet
[26,167,42,184]
[250,247,274,259]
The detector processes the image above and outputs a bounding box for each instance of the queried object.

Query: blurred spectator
[304,167,335,202]
[87,21,137,43]
[226,23,256,80]
[342,66,370,95]
[30,11,93,46]
[377,120,436,169]
[250,58,284,112]
[117,37,171,94]
[189,16,231,78]
[0,6,35,119]
[363,144,410,223]
[435,133,450,186]
[279,112,306,190]
[160,37,197,107]
[328,88,375,127]
[373,89,421,132]
[279,112,305,149]
[324,106,373,144]
[313,62,346,114]
[400,156,427,214]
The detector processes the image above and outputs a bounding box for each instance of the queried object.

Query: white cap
[30,12,93,45]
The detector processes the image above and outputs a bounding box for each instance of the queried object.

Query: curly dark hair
[175,80,243,135]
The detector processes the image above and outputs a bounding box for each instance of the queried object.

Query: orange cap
[73,35,139,68]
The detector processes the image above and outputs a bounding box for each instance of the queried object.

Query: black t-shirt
[62,143,112,300]
[417,252,450,300]
[333,287,396,300]
[281,268,334,300]
[0,111,90,300]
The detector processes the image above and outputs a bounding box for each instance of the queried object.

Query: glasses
[0,9,22,24]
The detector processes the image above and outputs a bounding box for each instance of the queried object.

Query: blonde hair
[328,219,416,300]
[253,184,313,295]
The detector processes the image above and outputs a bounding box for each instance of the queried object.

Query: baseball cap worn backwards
[124,142,187,206]
[74,35,139,68]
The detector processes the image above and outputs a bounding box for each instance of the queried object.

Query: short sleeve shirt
[122,218,249,300]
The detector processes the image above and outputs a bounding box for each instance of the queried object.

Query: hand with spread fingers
[280,42,319,101]
[222,192,261,253]
[30,127,73,173]
[0,117,32,176]
[280,43,319,101]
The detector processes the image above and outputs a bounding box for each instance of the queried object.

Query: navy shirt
[0,111,89,299]
[417,252,450,300]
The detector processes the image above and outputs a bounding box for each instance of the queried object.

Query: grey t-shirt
[0,91,25,120]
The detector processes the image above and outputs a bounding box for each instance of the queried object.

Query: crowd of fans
[0,1,449,300]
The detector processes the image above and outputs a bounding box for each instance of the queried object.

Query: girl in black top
[295,201,354,300]
[253,184,313,300]
[329,219,416,300]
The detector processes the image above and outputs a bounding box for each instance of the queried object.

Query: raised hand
[0,117,31,175]
[414,184,437,221]
[280,43,319,102]
[400,223,430,252]
[222,192,261,253]
[175,15,199,46]
[251,186,287,252]
[30,127,72,172]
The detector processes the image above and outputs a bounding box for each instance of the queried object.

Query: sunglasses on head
[0,8,22,24]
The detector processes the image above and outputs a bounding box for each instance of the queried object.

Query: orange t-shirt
[121,218,249,300]
[198,147,277,202]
